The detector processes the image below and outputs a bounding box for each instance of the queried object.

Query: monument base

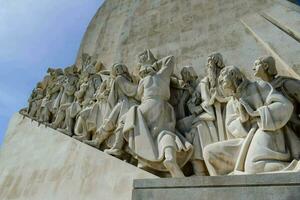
[0,113,157,200]
[133,173,300,200]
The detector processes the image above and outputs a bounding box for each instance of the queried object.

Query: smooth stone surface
[0,113,157,200]
[241,12,300,78]
[133,173,300,200]
[76,0,300,78]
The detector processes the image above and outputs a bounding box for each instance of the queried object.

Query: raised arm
[156,55,175,79]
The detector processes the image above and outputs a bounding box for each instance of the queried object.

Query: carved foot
[83,139,100,149]
[57,128,73,136]
[163,159,185,178]
[73,135,87,142]
[104,148,123,156]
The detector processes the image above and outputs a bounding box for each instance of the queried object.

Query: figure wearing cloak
[84,64,138,148]
[203,66,300,176]
[119,50,193,177]
[27,82,45,119]
[253,56,300,137]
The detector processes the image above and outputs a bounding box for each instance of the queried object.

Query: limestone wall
[76,0,300,78]
[0,113,157,200]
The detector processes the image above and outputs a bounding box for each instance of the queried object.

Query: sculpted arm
[75,83,88,99]
[156,55,175,79]
[225,99,249,138]
[136,80,144,101]
[257,91,293,131]
[115,76,137,97]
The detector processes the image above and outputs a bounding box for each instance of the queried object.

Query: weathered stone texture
[0,113,157,200]
[76,0,300,78]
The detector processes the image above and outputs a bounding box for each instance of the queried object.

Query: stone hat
[138,49,157,66]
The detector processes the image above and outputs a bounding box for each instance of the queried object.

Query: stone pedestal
[0,113,157,200]
[133,173,300,200]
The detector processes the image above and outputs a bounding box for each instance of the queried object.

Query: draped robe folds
[85,78,113,132]
[187,77,226,161]
[203,80,300,176]
[98,75,138,146]
[271,76,300,136]
[122,56,193,171]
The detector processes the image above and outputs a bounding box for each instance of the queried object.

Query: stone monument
[1,0,300,200]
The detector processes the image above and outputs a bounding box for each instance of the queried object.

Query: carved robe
[271,76,300,136]
[123,56,193,171]
[100,74,138,134]
[186,76,226,161]
[86,77,113,132]
[203,80,300,176]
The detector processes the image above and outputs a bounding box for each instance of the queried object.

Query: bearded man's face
[207,59,217,88]
[219,71,236,97]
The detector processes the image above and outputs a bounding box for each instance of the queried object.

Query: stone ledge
[133,173,300,200]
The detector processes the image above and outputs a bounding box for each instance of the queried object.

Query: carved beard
[207,64,217,88]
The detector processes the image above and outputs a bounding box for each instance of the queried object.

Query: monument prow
[0,113,157,200]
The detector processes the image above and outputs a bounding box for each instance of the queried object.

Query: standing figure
[203,66,300,176]
[26,82,45,119]
[62,63,102,136]
[38,68,64,123]
[84,63,138,149]
[51,66,79,129]
[119,50,193,177]
[253,56,300,136]
[73,67,113,142]
[172,66,200,121]
[182,53,227,175]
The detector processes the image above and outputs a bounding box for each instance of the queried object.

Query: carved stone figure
[38,68,64,123]
[114,50,193,177]
[73,67,113,142]
[83,63,138,150]
[62,62,102,136]
[253,56,300,136]
[51,66,79,129]
[203,66,300,176]
[171,66,200,121]
[181,53,227,176]
[27,82,45,119]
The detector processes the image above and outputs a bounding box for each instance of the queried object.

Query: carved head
[138,65,156,78]
[138,49,157,66]
[253,56,277,81]
[181,66,198,83]
[137,49,158,78]
[55,68,64,76]
[218,66,245,97]
[47,68,55,76]
[206,52,225,88]
[111,63,129,77]
[36,82,43,89]
[95,61,104,72]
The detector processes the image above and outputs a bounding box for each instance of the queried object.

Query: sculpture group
[21,49,300,177]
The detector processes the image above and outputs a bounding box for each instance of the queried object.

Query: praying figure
[253,56,300,137]
[203,66,300,176]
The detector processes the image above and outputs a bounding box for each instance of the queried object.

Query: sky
[0,0,104,145]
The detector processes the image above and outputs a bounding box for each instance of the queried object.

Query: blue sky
[0,0,104,145]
